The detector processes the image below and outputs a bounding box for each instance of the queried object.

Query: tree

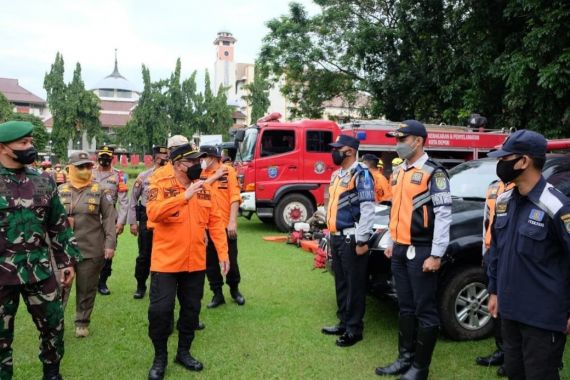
[0,92,12,122]
[8,113,49,152]
[44,52,69,159]
[242,63,271,123]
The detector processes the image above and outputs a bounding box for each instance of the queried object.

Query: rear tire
[274,193,315,232]
[439,266,494,340]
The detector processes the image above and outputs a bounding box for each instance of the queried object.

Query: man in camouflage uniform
[128,146,168,299]
[0,121,81,380]
[93,145,129,295]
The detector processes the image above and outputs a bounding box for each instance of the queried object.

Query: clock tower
[213,31,237,96]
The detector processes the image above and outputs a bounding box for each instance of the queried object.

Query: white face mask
[200,159,209,170]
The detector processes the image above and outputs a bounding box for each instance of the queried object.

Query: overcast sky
[0,0,319,98]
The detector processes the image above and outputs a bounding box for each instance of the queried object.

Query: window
[99,89,114,97]
[223,41,230,46]
[260,130,295,157]
[306,131,333,152]
[117,90,132,98]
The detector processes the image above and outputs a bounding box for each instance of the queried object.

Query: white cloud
[0,0,320,97]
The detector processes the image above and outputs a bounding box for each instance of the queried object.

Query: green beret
[0,121,34,143]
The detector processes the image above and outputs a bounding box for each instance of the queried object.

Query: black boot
[98,278,110,296]
[43,361,63,380]
[399,326,438,380]
[174,334,203,372]
[376,315,416,376]
[475,349,504,366]
[230,287,245,306]
[148,341,168,380]
[207,290,225,309]
[133,281,147,299]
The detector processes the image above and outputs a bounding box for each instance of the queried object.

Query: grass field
[10,216,570,379]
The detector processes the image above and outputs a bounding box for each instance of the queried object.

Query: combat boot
[43,361,63,380]
[98,279,111,296]
[148,340,168,380]
[174,334,203,372]
[399,326,438,380]
[133,281,147,299]
[207,289,225,308]
[230,287,245,305]
[376,315,416,376]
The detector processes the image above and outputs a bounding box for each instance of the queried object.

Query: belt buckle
[345,234,351,244]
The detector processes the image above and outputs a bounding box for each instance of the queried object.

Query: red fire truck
[234,113,510,231]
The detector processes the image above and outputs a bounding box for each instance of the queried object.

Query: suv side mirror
[234,130,245,142]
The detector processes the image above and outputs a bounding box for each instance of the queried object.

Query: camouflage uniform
[127,167,155,294]
[92,167,128,288]
[0,166,81,379]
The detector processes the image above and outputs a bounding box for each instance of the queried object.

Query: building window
[306,131,333,152]
[223,41,230,46]
[99,89,114,97]
[260,130,295,157]
[117,90,132,98]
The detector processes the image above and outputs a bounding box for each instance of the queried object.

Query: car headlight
[378,230,392,249]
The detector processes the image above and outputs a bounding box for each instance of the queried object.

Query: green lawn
[11,216,570,379]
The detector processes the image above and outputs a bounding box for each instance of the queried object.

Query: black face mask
[157,158,167,166]
[186,163,202,181]
[98,157,112,167]
[332,150,348,166]
[496,156,524,183]
[11,146,37,165]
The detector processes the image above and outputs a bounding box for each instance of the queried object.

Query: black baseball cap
[386,120,427,138]
[361,153,379,162]
[152,146,168,155]
[487,130,547,158]
[200,145,222,158]
[329,135,360,150]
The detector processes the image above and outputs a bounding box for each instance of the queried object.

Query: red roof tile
[100,113,131,127]
[0,78,45,105]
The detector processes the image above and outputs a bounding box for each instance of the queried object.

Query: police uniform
[127,146,168,299]
[323,135,375,347]
[475,180,514,373]
[361,153,392,203]
[376,120,452,380]
[487,130,570,379]
[200,145,245,308]
[58,151,117,337]
[0,121,81,380]
[146,144,229,379]
[93,146,129,295]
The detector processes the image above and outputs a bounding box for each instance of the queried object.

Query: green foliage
[0,92,12,122]
[8,113,49,152]
[44,53,102,160]
[259,0,570,135]
[242,62,271,123]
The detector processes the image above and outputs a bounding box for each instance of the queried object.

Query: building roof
[0,78,46,105]
[99,113,131,127]
[322,93,370,109]
[92,52,138,93]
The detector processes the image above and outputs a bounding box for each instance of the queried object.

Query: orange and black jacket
[201,163,241,225]
[482,180,514,254]
[147,173,228,273]
[326,162,376,242]
[371,171,392,203]
[389,154,452,254]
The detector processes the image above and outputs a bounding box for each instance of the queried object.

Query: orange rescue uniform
[483,180,515,251]
[147,173,228,273]
[201,162,241,224]
[371,170,392,202]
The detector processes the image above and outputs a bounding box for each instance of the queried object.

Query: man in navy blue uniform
[487,130,570,380]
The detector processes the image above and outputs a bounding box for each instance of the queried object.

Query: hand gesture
[184,180,204,200]
[60,266,75,288]
[130,224,138,236]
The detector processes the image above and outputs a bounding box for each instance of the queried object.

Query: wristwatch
[356,241,368,247]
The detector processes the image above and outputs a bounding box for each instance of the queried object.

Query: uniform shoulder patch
[148,188,158,202]
[561,213,570,233]
[433,171,448,190]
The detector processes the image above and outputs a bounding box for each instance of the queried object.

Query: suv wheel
[439,266,494,340]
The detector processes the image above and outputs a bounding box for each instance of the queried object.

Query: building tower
[213,31,237,98]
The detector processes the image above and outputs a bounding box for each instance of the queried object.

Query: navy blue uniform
[487,177,570,379]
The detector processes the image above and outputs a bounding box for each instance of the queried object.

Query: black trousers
[148,271,205,343]
[331,234,369,335]
[99,259,112,282]
[135,220,153,286]
[206,231,240,292]
[502,319,566,380]
[391,244,439,328]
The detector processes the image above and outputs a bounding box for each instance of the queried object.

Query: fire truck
[234,113,510,232]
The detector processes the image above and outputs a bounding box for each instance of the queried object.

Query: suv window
[306,131,333,152]
[260,130,295,157]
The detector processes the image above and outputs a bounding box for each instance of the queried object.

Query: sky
[0,0,319,98]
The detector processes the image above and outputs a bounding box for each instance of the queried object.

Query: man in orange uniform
[361,153,392,203]
[146,144,229,380]
[475,179,513,377]
[199,146,245,308]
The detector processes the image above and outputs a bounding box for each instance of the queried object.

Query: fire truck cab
[235,113,510,232]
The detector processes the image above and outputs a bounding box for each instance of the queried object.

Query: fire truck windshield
[237,128,258,162]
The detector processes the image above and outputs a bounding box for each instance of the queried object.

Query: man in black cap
[361,153,391,203]
[376,120,452,379]
[322,134,375,347]
[127,146,169,299]
[486,130,570,380]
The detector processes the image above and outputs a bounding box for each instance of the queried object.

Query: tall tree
[242,63,271,123]
[9,113,49,152]
[0,92,12,122]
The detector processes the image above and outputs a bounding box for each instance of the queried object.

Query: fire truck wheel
[274,193,315,232]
